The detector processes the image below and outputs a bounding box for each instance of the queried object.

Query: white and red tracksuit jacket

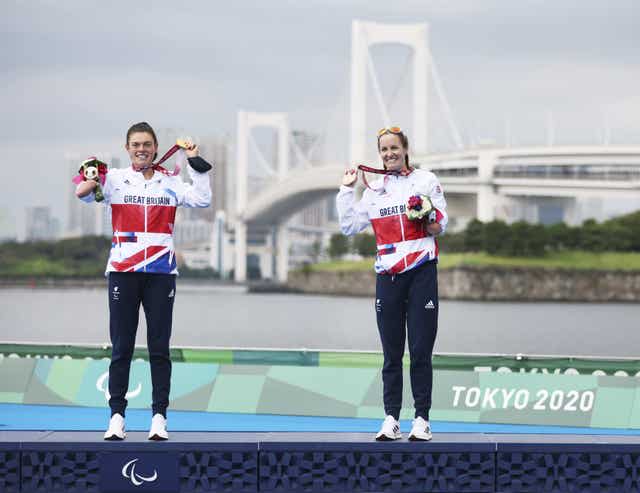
[336,168,447,275]
[79,165,211,274]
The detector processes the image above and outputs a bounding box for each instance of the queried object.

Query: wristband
[188,156,212,173]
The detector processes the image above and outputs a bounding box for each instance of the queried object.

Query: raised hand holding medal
[178,137,212,173]
[342,167,358,187]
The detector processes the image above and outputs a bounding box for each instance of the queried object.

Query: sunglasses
[377,126,403,137]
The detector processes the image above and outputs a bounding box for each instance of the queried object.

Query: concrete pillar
[350,20,367,164]
[210,210,226,278]
[235,111,248,282]
[564,198,579,226]
[276,223,289,283]
[476,185,496,222]
[235,110,291,282]
[350,20,431,162]
[412,24,429,154]
[476,152,498,222]
[278,116,290,180]
[234,221,247,282]
[265,231,276,280]
[256,239,272,281]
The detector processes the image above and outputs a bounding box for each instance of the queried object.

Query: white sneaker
[375,415,402,441]
[148,413,169,441]
[103,413,125,441]
[408,416,432,441]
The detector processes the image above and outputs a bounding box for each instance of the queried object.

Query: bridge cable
[290,136,314,169]
[248,132,276,177]
[388,51,413,109]
[365,43,392,128]
[308,65,351,165]
[429,52,464,150]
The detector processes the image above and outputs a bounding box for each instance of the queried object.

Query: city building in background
[0,208,17,243]
[175,133,228,223]
[24,206,60,241]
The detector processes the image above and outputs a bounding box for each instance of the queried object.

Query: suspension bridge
[225,20,640,282]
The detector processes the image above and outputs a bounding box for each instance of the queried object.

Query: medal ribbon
[150,144,183,176]
[356,164,414,192]
[135,140,193,176]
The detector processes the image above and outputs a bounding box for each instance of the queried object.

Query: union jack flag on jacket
[336,168,447,275]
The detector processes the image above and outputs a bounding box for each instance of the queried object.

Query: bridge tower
[235,110,290,283]
[350,20,430,163]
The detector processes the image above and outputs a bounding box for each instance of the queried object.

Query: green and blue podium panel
[1,345,639,430]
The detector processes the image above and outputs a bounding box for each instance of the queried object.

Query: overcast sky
[2,0,639,237]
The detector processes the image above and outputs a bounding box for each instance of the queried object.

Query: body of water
[1,284,639,358]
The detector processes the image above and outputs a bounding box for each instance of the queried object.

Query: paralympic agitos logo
[122,458,158,486]
[96,372,142,400]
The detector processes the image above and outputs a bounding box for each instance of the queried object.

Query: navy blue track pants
[375,260,438,421]
[107,272,175,418]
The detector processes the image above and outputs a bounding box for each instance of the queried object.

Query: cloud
[0,67,231,141]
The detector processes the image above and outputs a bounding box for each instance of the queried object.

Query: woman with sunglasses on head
[75,121,212,441]
[336,126,447,441]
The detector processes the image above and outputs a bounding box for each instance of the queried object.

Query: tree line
[328,210,640,258]
[2,210,638,277]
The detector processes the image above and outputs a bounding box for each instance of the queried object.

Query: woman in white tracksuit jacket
[76,122,212,442]
[336,127,447,441]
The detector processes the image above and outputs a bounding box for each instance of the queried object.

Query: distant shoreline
[0,277,107,289]
[0,277,240,290]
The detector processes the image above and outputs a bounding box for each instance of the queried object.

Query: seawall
[286,266,640,302]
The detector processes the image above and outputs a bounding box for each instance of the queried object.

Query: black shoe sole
[375,435,401,441]
[104,435,124,441]
[408,435,432,441]
[148,434,168,441]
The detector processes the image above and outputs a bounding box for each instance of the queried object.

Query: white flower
[406,194,434,221]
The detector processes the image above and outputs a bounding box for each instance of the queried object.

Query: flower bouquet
[406,194,437,223]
